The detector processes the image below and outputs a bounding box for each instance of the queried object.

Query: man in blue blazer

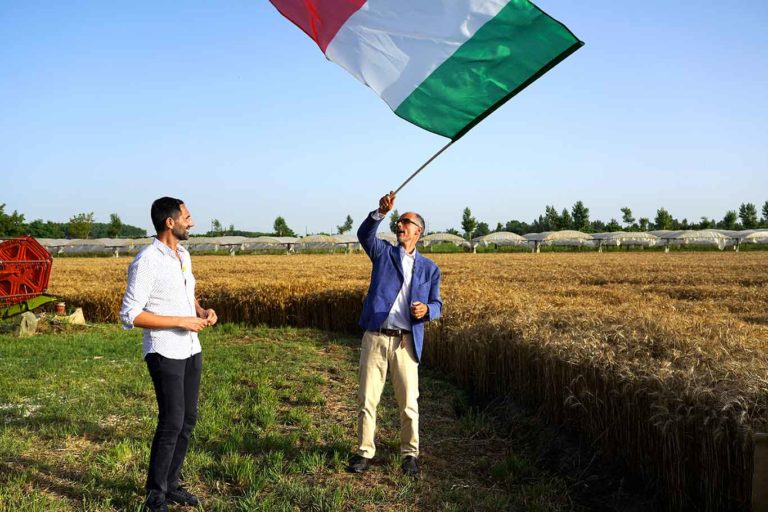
[348,192,443,478]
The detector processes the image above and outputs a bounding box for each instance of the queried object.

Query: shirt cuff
[371,211,386,221]
[119,307,143,330]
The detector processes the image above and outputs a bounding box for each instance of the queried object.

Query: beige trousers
[356,330,419,459]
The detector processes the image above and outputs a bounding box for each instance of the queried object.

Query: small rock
[14,312,38,337]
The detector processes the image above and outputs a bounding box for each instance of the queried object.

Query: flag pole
[393,139,455,195]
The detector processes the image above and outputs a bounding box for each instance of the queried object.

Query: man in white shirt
[349,192,443,478]
[120,197,217,512]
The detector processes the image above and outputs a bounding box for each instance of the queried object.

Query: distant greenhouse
[471,232,526,252]
[736,229,768,244]
[24,228,768,256]
[334,234,361,253]
[659,230,735,251]
[419,233,471,249]
[185,237,222,253]
[592,232,659,252]
[296,234,360,253]
[243,236,297,252]
[523,230,594,253]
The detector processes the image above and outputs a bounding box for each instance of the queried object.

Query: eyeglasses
[397,217,423,230]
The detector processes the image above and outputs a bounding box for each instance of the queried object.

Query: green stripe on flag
[394,0,582,140]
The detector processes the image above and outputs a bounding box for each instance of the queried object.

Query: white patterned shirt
[120,238,201,360]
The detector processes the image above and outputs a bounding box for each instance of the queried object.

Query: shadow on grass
[1,454,142,511]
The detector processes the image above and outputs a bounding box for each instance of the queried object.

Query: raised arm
[357,192,395,260]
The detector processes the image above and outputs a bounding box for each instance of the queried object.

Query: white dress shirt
[384,246,416,330]
[371,211,415,331]
[120,238,201,360]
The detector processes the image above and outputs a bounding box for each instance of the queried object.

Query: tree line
[0,205,146,239]
[4,201,767,241]
[409,201,768,240]
[203,215,354,238]
[0,205,351,240]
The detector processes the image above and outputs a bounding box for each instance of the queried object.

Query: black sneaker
[166,486,200,506]
[401,455,419,479]
[143,492,168,512]
[347,454,372,473]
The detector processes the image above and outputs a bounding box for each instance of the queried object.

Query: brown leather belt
[376,328,411,337]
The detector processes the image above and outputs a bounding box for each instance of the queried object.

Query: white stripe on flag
[325,0,510,110]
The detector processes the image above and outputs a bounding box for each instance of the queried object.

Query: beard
[172,226,190,241]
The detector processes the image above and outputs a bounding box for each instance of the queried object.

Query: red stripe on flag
[270,0,366,53]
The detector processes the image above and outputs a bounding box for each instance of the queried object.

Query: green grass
[0,323,575,511]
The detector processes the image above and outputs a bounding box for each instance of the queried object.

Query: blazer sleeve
[426,266,443,321]
[357,210,388,260]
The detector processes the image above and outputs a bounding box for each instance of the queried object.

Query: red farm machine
[0,235,56,320]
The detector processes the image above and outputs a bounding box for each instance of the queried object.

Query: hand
[410,301,427,320]
[378,192,395,215]
[202,308,218,326]
[179,317,208,332]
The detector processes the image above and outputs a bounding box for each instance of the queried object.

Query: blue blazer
[357,211,443,362]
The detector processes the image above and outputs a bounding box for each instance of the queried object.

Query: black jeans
[145,352,202,496]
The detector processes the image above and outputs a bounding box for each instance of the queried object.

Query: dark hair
[151,197,184,233]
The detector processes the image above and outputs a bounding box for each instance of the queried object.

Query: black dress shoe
[166,486,200,506]
[401,455,419,478]
[347,454,372,473]
[143,492,169,512]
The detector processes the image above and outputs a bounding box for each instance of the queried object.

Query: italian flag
[269,0,583,140]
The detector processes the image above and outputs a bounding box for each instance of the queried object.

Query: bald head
[396,212,425,253]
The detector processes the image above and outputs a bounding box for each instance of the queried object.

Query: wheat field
[49,252,768,511]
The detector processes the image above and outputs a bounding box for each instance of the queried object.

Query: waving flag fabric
[269,0,583,140]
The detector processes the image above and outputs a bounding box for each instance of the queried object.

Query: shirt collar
[399,246,416,260]
[152,237,187,257]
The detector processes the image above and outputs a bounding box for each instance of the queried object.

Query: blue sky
[2,1,767,235]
